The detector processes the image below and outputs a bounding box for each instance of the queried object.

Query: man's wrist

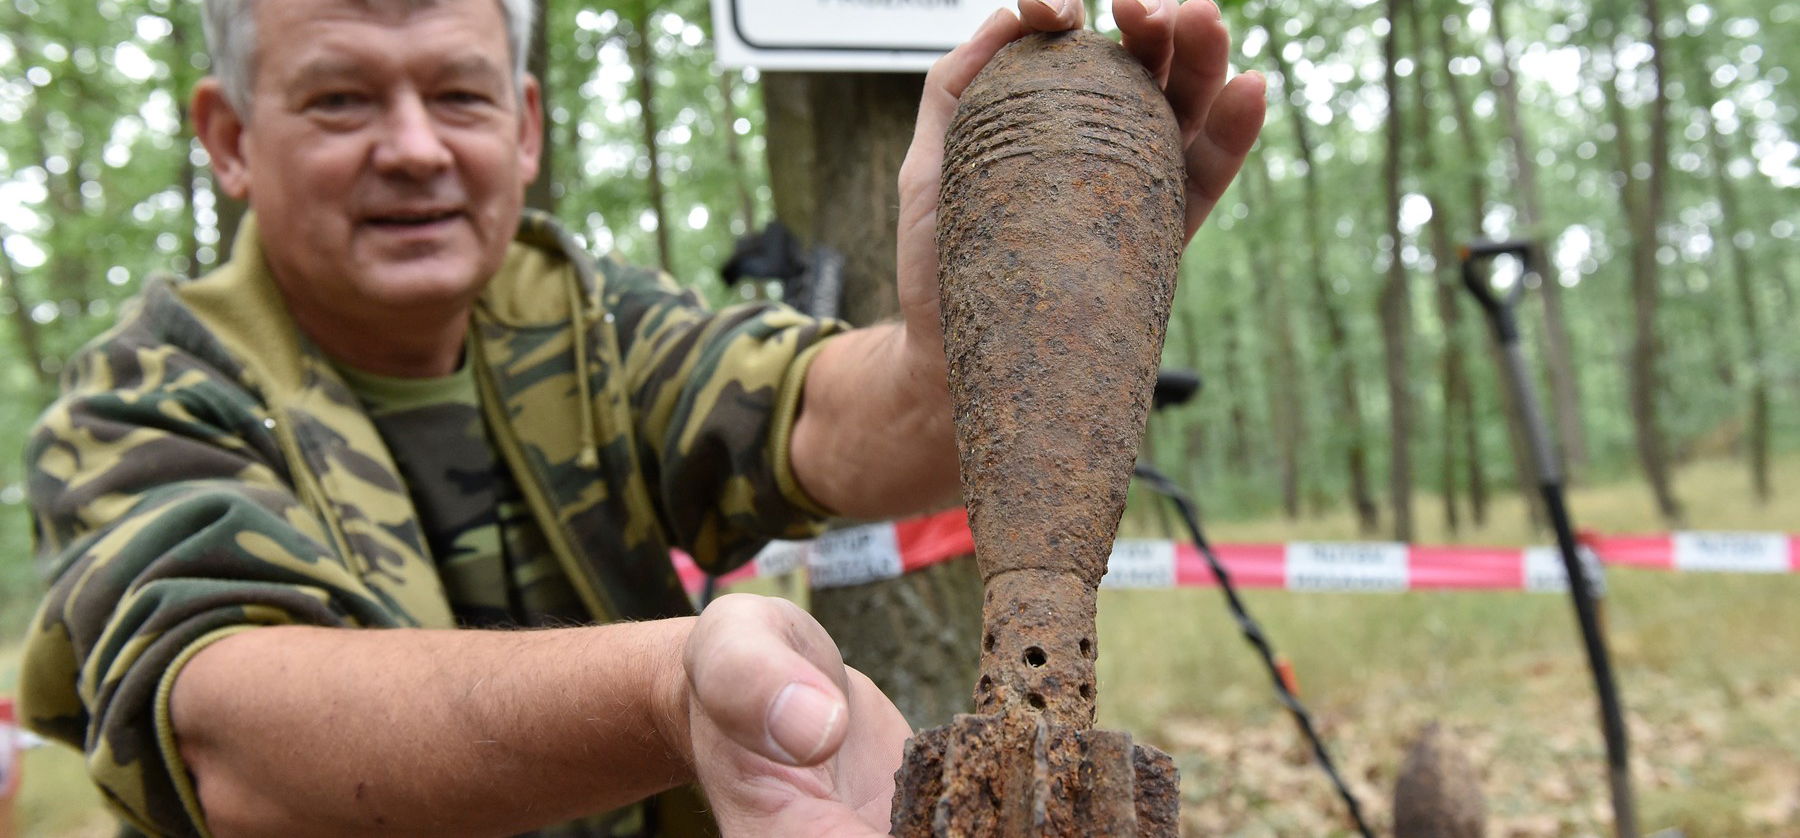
[651,616,699,778]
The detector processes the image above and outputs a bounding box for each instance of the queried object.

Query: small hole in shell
[1027,692,1047,710]
[1023,646,1047,667]
[1079,638,1092,657]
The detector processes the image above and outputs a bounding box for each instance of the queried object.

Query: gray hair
[201,0,534,114]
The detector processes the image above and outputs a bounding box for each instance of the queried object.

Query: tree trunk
[525,0,556,214]
[1178,304,1209,496]
[170,18,204,275]
[1406,0,1465,534]
[718,71,758,232]
[0,232,51,392]
[1249,234,1305,519]
[1220,293,1252,473]
[1243,159,1305,519]
[1434,10,1535,529]
[1691,62,1770,500]
[1490,0,1587,476]
[627,2,673,273]
[1380,0,1415,543]
[1609,1,1683,523]
[1261,4,1380,533]
[762,72,982,730]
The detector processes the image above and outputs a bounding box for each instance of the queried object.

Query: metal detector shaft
[1460,243,1638,838]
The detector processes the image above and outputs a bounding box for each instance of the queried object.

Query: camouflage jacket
[19,211,846,836]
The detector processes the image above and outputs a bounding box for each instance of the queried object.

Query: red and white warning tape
[671,509,1800,596]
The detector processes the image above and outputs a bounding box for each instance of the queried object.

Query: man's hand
[787,0,1264,521]
[684,594,912,836]
[894,0,1268,376]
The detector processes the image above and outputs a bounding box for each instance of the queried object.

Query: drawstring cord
[565,267,603,470]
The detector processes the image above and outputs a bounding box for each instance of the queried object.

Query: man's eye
[440,90,492,106]
[309,92,368,111]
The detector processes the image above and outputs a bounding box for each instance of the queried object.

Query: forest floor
[4,453,1797,836]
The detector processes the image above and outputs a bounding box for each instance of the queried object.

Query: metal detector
[1460,240,1639,838]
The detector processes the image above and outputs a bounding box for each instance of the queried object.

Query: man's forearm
[171,621,695,837]
[789,322,960,519]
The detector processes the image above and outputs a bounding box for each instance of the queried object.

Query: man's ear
[517,73,544,184]
[192,78,252,201]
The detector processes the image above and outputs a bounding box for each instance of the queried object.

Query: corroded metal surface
[892,29,1185,837]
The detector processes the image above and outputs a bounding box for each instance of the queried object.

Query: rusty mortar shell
[892,29,1186,837]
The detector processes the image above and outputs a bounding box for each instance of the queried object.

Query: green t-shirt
[338,363,665,838]
[337,362,591,629]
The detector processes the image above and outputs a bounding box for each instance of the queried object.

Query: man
[18,0,1263,834]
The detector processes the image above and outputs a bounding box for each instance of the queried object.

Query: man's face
[232,0,540,319]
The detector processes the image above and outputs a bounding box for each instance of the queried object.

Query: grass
[1101,453,1800,835]
[4,454,1797,835]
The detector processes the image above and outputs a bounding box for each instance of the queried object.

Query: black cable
[1133,463,1375,838]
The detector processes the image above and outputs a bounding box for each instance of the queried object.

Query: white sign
[711,0,1015,71]
[754,539,810,577]
[808,523,905,588]
[1285,542,1409,592]
[1672,532,1790,573]
[1101,540,1177,589]
[1524,546,1606,595]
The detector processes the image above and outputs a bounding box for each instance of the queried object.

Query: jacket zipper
[266,407,366,576]
[467,335,616,622]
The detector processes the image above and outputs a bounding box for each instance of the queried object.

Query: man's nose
[373,93,453,178]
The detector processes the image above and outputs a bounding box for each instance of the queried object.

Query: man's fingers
[1017,0,1085,33]
[905,7,1027,187]
[1163,0,1230,147]
[1114,0,1177,87]
[686,594,853,767]
[1182,71,1267,237]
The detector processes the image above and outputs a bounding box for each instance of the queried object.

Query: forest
[1,0,1796,833]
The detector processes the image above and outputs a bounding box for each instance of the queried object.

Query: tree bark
[1490,0,1587,476]
[762,72,982,730]
[1608,1,1683,523]
[1261,4,1380,533]
[1692,60,1770,501]
[1380,0,1415,542]
[626,1,673,273]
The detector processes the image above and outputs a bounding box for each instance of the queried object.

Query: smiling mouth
[367,209,462,228]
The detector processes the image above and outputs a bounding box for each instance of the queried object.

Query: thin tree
[717,70,758,233]
[1435,5,1541,529]
[1240,161,1306,518]
[626,0,674,273]
[1490,0,1588,476]
[1607,0,1683,523]
[525,0,556,214]
[1406,0,1473,534]
[1380,0,1416,542]
[0,231,51,392]
[1219,284,1253,472]
[1691,58,1771,500]
[1259,2,1381,532]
